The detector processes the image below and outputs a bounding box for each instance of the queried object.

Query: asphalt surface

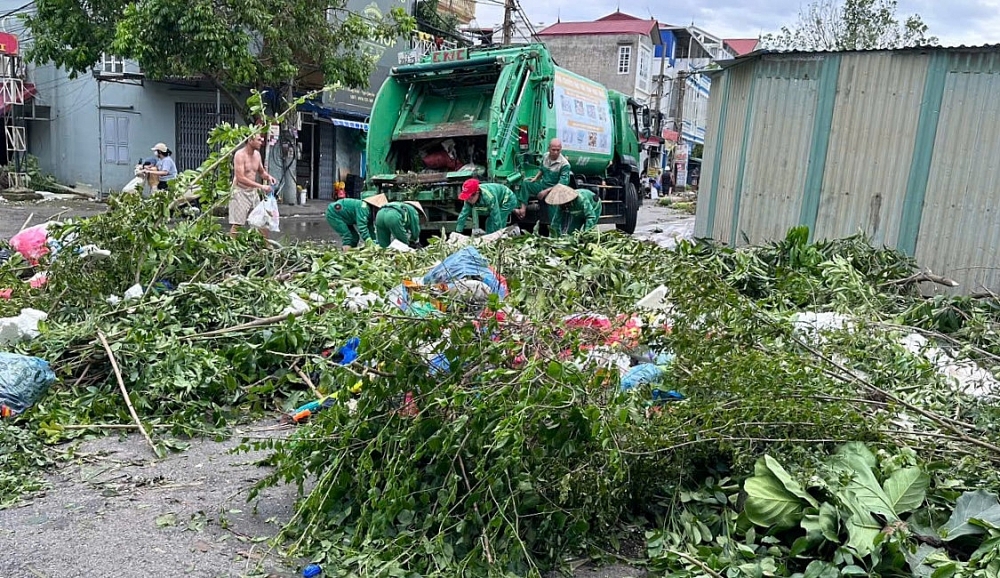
[1,197,693,578]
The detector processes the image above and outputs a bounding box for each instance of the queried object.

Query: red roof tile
[724,38,760,56]
[537,12,658,37]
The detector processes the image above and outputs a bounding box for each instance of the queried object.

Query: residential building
[434,0,475,24]
[649,25,739,184]
[535,11,662,104]
[724,38,761,57]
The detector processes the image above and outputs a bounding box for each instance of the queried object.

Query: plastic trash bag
[620,363,667,391]
[0,308,48,346]
[247,194,280,232]
[423,246,508,299]
[10,225,50,264]
[0,352,56,417]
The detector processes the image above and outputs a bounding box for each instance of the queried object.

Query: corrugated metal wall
[699,47,1000,293]
[916,52,1000,292]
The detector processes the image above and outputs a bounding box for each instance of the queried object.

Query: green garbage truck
[364,42,649,235]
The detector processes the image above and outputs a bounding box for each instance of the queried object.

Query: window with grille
[618,45,631,75]
[103,115,130,165]
[101,53,124,74]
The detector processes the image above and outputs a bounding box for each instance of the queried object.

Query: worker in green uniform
[374,200,426,248]
[546,184,601,237]
[455,179,520,234]
[325,193,386,250]
[521,138,571,214]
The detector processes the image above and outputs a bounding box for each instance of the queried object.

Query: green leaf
[801,502,840,543]
[940,490,1000,541]
[155,513,177,527]
[744,455,818,530]
[832,443,897,520]
[840,489,883,557]
[883,467,929,514]
[903,543,941,578]
[802,560,840,578]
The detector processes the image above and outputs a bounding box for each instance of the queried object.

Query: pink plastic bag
[10,225,49,264]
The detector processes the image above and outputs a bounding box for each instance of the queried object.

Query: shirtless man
[229,133,277,237]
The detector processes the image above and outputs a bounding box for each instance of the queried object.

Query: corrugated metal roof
[714,44,1000,70]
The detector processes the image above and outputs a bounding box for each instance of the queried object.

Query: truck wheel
[616,181,639,234]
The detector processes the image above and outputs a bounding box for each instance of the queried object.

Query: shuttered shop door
[175,103,237,172]
[317,122,335,200]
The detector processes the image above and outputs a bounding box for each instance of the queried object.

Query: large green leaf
[840,489,883,557]
[744,455,818,530]
[832,443,897,520]
[940,490,1000,541]
[883,467,929,515]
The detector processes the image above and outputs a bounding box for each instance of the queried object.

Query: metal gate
[317,122,335,200]
[175,102,237,172]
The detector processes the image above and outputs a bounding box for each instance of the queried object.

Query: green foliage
[23,0,415,105]
[416,0,460,37]
[762,0,937,51]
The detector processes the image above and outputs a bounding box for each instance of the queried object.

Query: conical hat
[404,201,428,221]
[546,184,579,206]
[363,193,388,208]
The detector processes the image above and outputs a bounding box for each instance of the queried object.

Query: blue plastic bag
[0,352,56,416]
[620,363,667,392]
[423,246,507,299]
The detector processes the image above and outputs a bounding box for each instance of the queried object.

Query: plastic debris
[0,308,48,346]
[123,284,144,300]
[388,239,414,252]
[10,224,50,264]
[0,352,56,417]
[343,287,381,312]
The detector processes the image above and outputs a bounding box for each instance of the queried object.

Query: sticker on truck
[553,70,613,156]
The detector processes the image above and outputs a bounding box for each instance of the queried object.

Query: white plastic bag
[247,194,280,232]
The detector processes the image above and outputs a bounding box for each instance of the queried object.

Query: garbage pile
[2,194,1000,578]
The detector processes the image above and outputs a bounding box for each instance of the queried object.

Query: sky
[471,0,1000,47]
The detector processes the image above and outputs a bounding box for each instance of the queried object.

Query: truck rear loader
[364,43,650,235]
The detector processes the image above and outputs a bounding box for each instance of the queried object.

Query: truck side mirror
[642,107,651,130]
[642,127,651,139]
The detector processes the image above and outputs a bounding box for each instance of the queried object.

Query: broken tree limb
[183,303,336,340]
[97,330,158,456]
[294,366,323,399]
[884,271,959,288]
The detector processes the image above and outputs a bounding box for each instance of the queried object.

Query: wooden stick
[61,424,173,430]
[183,303,335,340]
[18,212,33,232]
[884,271,959,288]
[294,366,323,398]
[97,331,158,455]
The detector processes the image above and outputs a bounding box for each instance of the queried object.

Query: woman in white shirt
[145,142,178,190]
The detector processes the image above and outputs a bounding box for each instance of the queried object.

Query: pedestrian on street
[547,184,600,237]
[375,200,426,248]
[660,170,674,196]
[335,181,347,200]
[143,143,178,191]
[325,193,386,250]
[455,179,519,235]
[228,133,277,238]
[521,138,571,218]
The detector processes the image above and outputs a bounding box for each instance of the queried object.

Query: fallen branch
[666,548,724,578]
[294,366,323,398]
[884,271,959,288]
[60,423,173,430]
[183,303,336,340]
[97,330,158,456]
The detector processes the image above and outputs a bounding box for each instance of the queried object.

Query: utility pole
[673,70,689,186]
[280,81,298,205]
[653,40,667,172]
[502,0,514,45]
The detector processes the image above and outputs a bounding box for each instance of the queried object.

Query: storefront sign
[674,143,689,187]
[0,33,19,56]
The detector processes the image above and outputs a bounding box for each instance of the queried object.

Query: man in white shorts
[229,132,277,237]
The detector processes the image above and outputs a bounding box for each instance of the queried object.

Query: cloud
[469,0,1000,46]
